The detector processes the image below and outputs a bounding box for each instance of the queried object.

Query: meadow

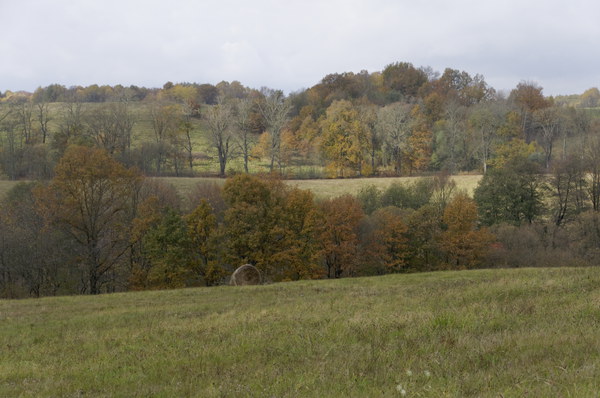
[0,174,481,202]
[2,267,600,397]
[0,180,21,198]
[158,174,482,201]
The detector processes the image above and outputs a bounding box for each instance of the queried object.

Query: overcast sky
[1,0,599,96]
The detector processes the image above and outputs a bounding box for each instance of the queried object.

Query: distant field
[0,175,482,202]
[0,180,23,198]
[2,267,600,397]
[289,174,482,198]
[159,174,483,200]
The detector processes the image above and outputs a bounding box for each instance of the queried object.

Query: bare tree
[150,103,179,175]
[441,101,468,174]
[549,156,587,227]
[204,97,233,176]
[86,102,134,156]
[534,107,562,169]
[0,108,19,179]
[233,97,256,173]
[35,146,141,294]
[585,121,600,211]
[36,102,51,144]
[469,101,504,174]
[376,102,413,173]
[259,89,291,172]
[180,102,196,172]
[359,104,379,174]
[12,100,34,145]
[54,101,86,156]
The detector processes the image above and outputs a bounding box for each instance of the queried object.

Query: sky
[1,0,599,96]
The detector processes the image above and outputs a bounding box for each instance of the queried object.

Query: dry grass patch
[158,174,483,201]
[0,180,25,198]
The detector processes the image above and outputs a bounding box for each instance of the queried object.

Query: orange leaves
[364,207,409,272]
[441,193,495,269]
[318,195,364,278]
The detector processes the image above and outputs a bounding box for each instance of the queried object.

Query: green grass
[2,267,600,397]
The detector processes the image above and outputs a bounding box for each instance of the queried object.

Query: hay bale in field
[230,264,261,286]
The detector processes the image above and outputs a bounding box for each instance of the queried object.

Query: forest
[2,61,600,298]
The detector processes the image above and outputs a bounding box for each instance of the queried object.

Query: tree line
[2,62,600,179]
[4,142,600,298]
[0,145,493,298]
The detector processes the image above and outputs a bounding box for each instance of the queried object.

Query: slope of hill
[2,267,600,397]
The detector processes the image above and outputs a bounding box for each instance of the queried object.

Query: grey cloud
[1,0,598,95]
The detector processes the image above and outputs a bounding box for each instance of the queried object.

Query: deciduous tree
[35,146,141,294]
[376,102,413,173]
[319,194,364,278]
[259,89,292,172]
[474,159,545,226]
[204,97,233,176]
[441,193,494,269]
[320,100,369,177]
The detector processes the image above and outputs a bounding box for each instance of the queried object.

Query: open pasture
[2,267,600,397]
[160,174,483,201]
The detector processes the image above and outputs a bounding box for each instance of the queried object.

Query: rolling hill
[2,267,600,397]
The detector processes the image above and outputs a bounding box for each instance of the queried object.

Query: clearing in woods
[160,174,483,200]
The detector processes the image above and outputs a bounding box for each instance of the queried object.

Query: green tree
[143,208,196,289]
[357,184,382,215]
[272,187,323,281]
[405,204,443,271]
[381,178,434,210]
[222,174,321,281]
[186,200,226,286]
[381,62,427,100]
[474,160,545,226]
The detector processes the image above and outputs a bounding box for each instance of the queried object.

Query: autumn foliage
[1,146,504,297]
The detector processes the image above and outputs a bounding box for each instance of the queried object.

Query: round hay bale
[230,264,261,286]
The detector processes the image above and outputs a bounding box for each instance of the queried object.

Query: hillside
[2,267,600,397]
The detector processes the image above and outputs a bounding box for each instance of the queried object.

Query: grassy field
[160,174,483,201]
[0,180,23,198]
[289,174,482,198]
[0,174,481,204]
[2,267,600,397]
